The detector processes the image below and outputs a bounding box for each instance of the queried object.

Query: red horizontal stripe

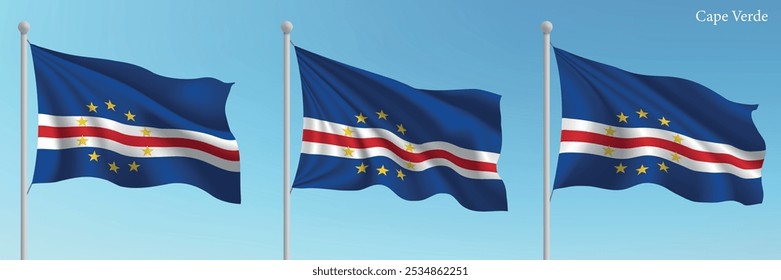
[302,129,497,172]
[38,126,240,161]
[561,130,763,169]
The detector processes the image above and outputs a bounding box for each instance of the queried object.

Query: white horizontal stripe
[303,117,500,163]
[39,114,238,151]
[560,142,760,179]
[38,137,240,172]
[561,118,765,161]
[301,142,501,180]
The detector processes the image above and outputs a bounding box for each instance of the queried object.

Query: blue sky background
[1,0,779,259]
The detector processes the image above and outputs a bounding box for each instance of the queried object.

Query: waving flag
[552,47,765,204]
[292,46,506,211]
[30,44,241,203]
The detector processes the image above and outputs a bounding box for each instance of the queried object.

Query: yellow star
[141,127,151,136]
[355,112,367,124]
[658,117,670,127]
[658,161,669,173]
[615,162,627,173]
[396,124,407,135]
[671,153,681,162]
[125,110,136,121]
[77,117,88,126]
[88,151,100,162]
[355,162,368,174]
[636,164,648,175]
[343,127,353,137]
[105,100,116,111]
[128,161,141,172]
[108,162,120,173]
[343,147,354,157]
[604,126,616,136]
[142,147,153,156]
[377,165,389,176]
[617,112,629,123]
[673,134,683,144]
[77,136,88,146]
[603,146,615,156]
[376,110,389,120]
[405,143,414,152]
[396,169,406,181]
[406,161,415,169]
[86,102,98,113]
[636,109,648,118]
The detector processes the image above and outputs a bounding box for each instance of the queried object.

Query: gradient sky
[1,0,779,259]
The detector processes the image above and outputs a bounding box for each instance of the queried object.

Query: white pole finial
[282,20,292,260]
[541,21,553,34]
[542,20,552,260]
[18,21,30,35]
[281,21,293,34]
[19,20,30,260]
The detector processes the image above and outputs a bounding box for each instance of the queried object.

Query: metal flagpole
[541,20,552,260]
[281,20,293,260]
[19,20,30,261]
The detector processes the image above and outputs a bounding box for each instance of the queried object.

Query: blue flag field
[30,44,241,203]
[553,47,765,204]
[292,46,507,211]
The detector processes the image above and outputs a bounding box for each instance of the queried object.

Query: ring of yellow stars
[343,127,353,137]
[671,152,681,162]
[673,134,683,144]
[343,147,354,157]
[77,117,88,126]
[406,161,415,169]
[86,102,98,112]
[128,161,141,172]
[77,136,88,146]
[617,112,629,123]
[108,162,120,173]
[376,110,388,120]
[105,100,116,111]
[604,126,616,136]
[88,151,100,162]
[355,162,368,174]
[396,124,407,135]
[658,161,669,173]
[377,165,389,176]
[355,112,367,124]
[614,162,627,173]
[636,164,648,175]
[125,110,136,121]
[636,109,649,118]
[396,169,406,181]
[405,143,414,152]
[658,117,670,127]
[142,146,153,156]
[141,128,151,137]
[603,146,615,156]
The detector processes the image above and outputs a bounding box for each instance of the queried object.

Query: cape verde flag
[553,47,765,204]
[30,44,241,203]
[292,46,506,211]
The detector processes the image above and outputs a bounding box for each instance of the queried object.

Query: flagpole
[281,20,293,260]
[541,20,553,260]
[19,20,30,261]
